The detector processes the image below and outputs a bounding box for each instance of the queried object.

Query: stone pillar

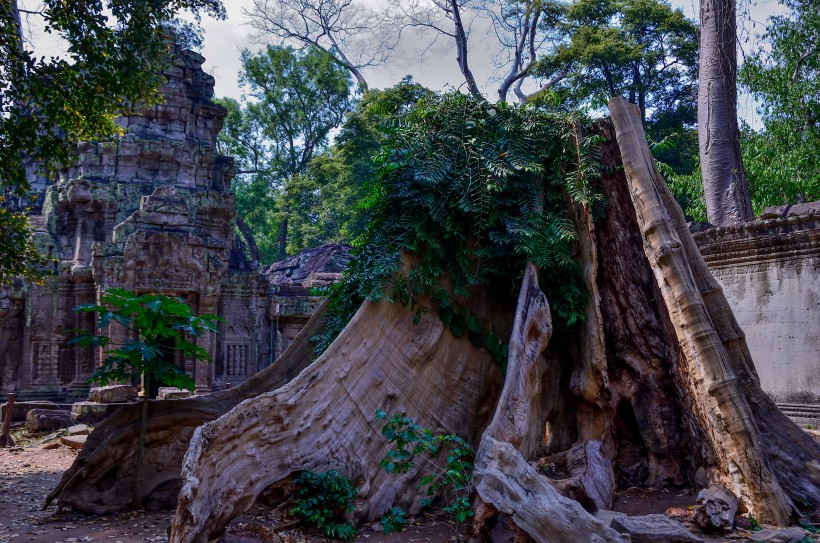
[194,295,218,394]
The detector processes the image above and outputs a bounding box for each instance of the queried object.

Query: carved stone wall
[0,48,342,401]
[694,204,820,404]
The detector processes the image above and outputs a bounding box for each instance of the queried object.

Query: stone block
[611,514,704,543]
[157,387,192,400]
[693,486,737,531]
[61,435,87,449]
[1,400,60,423]
[67,424,90,436]
[750,528,813,543]
[88,384,137,403]
[71,401,124,424]
[26,409,75,433]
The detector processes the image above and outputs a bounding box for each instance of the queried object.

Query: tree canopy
[738,0,820,211]
[218,45,355,261]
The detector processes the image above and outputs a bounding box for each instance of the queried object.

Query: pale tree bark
[45,301,330,513]
[611,96,796,525]
[698,0,754,226]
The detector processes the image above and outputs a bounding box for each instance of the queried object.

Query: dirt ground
[2,428,819,543]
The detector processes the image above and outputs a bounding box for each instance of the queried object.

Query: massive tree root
[170,297,505,543]
[609,97,820,522]
[45,301,330,513]
[49,99,820,542]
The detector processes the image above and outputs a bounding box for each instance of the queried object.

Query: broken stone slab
[1,400,60,423]
[67,424,89,436]
[611,514,705,543]
[41,441,62,450]
[88,384,137,404]
[750,527,813,543]
[71,401,127,424]
[693,486,737,531]
[25,409,75,433]
[61,435,87,449]
[157,387,192,400]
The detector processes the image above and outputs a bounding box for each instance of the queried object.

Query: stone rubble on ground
[25,409,75,433]
[610,513,706,543]
[749,527,815,543]
[88,385,137,404]
[157,387,192,400]
[693,485,738,531]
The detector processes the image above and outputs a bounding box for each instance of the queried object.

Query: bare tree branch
[244,0,397,94]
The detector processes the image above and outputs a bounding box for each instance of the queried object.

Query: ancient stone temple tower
[0,48,347,400]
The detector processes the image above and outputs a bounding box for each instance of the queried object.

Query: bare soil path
[2,433,818,543]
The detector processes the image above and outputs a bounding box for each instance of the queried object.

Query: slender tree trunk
[698,0,754,226]
[451,0,481,97]
[134,373,150,509]
[235,215,260,264]
[277,216,288,260]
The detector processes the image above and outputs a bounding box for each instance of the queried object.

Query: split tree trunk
[45,301,330,513]
[472,264,628,543]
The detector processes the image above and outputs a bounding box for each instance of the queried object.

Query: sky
[190,0,785,127]
[18,0,786,126]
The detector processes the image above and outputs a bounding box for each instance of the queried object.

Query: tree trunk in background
[698,0,754,226]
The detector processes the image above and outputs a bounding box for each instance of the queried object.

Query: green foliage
[313,93,602,356]
[0,0,224,281]
[286,78,435,255]
[376,411,474,531]
[69,289,220,393]
[290,470,358,540]
[0,196,54,284]
[737,0,819,213]
[379,506,408,534]
[217,45,354,262]
[533,0,698,127]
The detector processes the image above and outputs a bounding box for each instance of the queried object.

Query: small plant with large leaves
[69,288,220,508]
[376,411,474,537]
[289,470,358,540]
[70,289,220,393]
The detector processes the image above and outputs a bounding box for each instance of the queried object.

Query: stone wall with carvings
[693,203,820,404]
[0,48,342,401]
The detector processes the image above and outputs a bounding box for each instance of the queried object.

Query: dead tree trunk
[171,297,504,543]
[50,100,820,542]
[45,301,330,513]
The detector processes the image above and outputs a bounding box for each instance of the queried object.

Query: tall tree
[532,0,697,124]
[0,0,225,283]
[389,0,483,96]
[697,0,754,226]
[225,46,354,261]
[244,0,394,94]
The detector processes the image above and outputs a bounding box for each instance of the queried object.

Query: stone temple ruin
[0,48,350,401]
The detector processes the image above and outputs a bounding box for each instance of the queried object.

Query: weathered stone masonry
[693,203,820,406]
[0,48,347,401]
